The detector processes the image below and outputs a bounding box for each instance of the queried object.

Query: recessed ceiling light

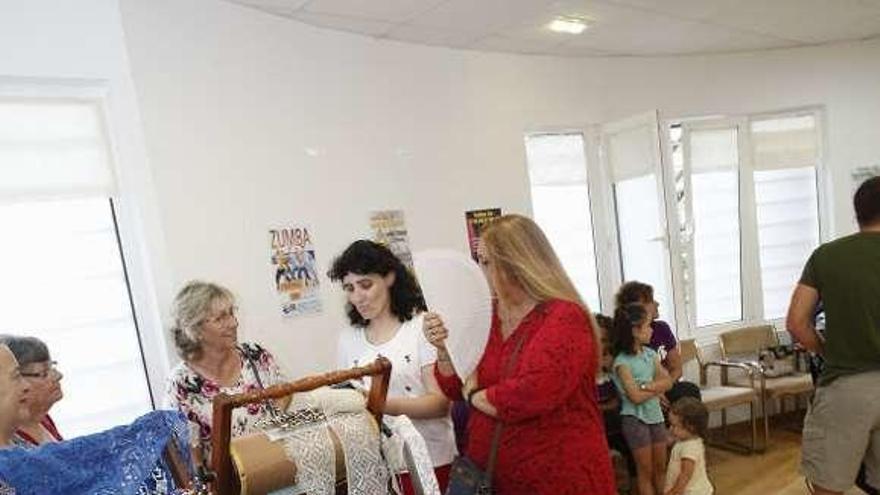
[548,16,591,34]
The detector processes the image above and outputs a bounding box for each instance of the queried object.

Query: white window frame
[597,111,681,328]
[0,78,169,407]
[586,125,625,316]
[523,126,606,313]
[675,117,759,341]
[525,106,827,343]
[666,106,828,342]
[746,106,831,243]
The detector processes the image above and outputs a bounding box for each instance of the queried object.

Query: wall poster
[369,209,413,269]
[465,208,502,261]
[270,226,322,317]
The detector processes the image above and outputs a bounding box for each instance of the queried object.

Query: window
[613,174,674,322]
[751,116,821,319]
[673,111,823,334]
[0,99,152,437]
[525,109,824,339]
[683,125,742,327]
[524,133,601,312]
[603,114,675,323]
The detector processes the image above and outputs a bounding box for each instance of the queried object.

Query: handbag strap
[484,316,532,477]
[240,345,283,418]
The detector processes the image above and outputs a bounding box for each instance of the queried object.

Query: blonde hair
[480,214,602,368]
[170,281,235,361]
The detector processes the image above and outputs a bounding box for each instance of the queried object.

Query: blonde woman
[164,281,288,469]
[424,214,615,495]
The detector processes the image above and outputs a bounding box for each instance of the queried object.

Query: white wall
[0,0,172,401]
[116,0,880,383]
[117,0,606,379]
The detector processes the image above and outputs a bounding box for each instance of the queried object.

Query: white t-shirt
[337,313,457,467]
[664,438,713,495]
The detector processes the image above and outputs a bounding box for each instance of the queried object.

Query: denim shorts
[621,415,668,450]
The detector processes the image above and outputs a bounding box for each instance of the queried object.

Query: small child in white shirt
[665,398,714,495]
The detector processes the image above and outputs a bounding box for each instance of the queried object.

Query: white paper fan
[413,249,492,379]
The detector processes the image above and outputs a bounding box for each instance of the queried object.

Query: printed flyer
[270,226,322,317]
[465,208,502,261]
[369,209,413,269]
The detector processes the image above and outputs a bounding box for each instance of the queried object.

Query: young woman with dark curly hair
[329,239,456,493]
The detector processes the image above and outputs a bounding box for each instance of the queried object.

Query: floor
[708,424,867,495]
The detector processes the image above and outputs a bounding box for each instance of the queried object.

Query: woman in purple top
[615,281,701,409]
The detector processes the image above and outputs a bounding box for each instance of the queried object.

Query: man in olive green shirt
[787,176,880,495]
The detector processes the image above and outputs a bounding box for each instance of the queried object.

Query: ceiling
[224,0,880,57]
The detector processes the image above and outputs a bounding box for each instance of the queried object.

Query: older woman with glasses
[0,344,29,448]
[164,280,289,469]
[0,336,63,448]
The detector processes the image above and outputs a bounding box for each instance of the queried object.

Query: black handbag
[445,329,528,495]
[445,425,501,495]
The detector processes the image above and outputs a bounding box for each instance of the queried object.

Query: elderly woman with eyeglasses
[0,344,29,449]
[0,336,63,448]
[164,281,289,469]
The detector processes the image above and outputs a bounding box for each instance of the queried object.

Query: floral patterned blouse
[164,342,287,463]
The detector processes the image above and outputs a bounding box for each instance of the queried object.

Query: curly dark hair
[612,303,649,356]
[671,397,709,438]
[328,240,426,327]
[615,281,654,308]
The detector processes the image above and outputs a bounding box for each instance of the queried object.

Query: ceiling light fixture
[548,16,591,34]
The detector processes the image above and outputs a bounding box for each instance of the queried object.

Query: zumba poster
[270,226,322,317]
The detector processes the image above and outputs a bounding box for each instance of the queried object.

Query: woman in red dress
[424,214,616,495]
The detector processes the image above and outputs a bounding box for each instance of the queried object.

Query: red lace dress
[435,299,616,495]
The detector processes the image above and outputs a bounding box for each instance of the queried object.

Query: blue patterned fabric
[0,410,194,495]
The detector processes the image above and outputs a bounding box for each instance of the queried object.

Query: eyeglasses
[202,306,238,326]
[21,361,60,379]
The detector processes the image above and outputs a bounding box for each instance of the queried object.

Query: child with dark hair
[616,281,701,408]
[665,398,713,495]
[596,314,633,492]
[329,240,454,493]
[595,314,619,415]
[612,303,673,495]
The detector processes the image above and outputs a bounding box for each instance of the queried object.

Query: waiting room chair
[680,339,763,453]
[717,325,814,446]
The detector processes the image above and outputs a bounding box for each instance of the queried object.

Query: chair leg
[762,393,770,450]
[722,408,728,437]
[750,401,758,453]
[706,407,753,455]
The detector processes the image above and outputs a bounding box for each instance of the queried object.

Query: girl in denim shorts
[612,303,672,495]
